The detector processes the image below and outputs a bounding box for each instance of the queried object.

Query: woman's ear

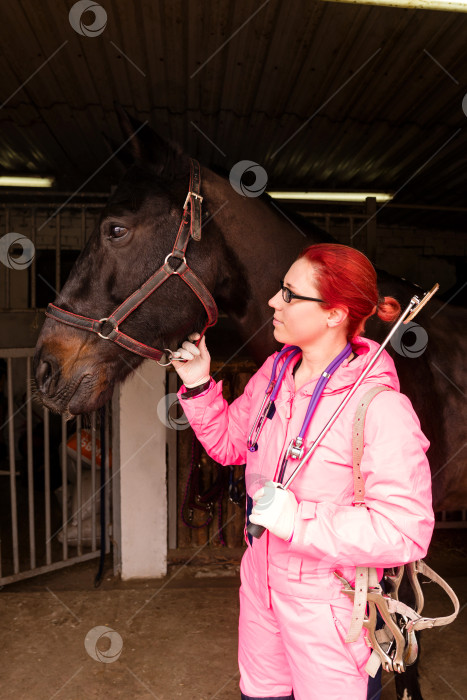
[327,306,349,328]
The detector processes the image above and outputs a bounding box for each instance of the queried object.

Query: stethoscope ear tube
[247,284,439,540]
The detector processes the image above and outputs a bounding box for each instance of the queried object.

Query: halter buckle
[183,191,203,210]
[98,317,118,340]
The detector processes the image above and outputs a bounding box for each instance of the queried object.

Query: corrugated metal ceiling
[0,0,466,216]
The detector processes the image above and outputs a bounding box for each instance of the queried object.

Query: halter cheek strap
[45,159,218,363]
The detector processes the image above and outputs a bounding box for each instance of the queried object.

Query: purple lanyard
[276,342,352,482]
[247,345,301,452]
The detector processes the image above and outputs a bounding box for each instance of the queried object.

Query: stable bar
[43,407,52,565]
[7,358,19,574]
[61,414,68,560]
[26,357,36,569]
[0,550,101,587]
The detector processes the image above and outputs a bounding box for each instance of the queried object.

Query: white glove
[171,333,211,388]
[250,481,298,541]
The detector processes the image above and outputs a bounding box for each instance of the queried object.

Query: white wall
[113,360,167,579]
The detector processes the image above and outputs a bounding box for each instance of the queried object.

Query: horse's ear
[102,131,134,170]
[114,103,184,176]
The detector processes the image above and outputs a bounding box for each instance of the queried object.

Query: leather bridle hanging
[45,159,218,364]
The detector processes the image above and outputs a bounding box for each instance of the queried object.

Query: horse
[33,109,466,700]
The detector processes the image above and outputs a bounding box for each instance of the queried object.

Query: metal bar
[76,415,82,557]
[43,407,52,565]
[0,193,109,200]
[3,199,467,212]
[0,348,35,358]
[26,357,36,569]
[61,415,68,561]
[0,550,102,587]
[7,358,19,574]
[30,208,36,308]
[55,212,61,293]
[105,407,111,554]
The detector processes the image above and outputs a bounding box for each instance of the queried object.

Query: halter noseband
[45,159,218,365]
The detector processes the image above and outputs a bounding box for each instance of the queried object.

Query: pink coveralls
[179,337,434,699]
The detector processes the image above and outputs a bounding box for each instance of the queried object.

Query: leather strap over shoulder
[339,384,460,675]
[352,385,391,506]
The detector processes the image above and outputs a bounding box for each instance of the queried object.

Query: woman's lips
[273,318,283,326]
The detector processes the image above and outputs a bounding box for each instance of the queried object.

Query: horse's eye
[109,225,129,239]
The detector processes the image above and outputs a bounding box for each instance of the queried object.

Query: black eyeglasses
[280,280,324,304]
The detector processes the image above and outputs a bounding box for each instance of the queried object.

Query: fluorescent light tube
[0,176,55,188]
[267,191,393,203]
[320,1,467,12]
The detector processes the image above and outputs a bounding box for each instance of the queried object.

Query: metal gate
[0,348,112,586]
[0,197,114,585]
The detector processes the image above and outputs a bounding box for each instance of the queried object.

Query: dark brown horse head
[34,113,228,415]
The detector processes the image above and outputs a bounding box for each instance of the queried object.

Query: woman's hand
[171,333,211,388]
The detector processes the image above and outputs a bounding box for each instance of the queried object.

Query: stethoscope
[247,342,353,482]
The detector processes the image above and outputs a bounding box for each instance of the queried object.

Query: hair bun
[377,296,401,323]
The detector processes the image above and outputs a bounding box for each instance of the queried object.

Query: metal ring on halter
[97,317,118,340]
[156,348,189,367]
[164,253,187,270]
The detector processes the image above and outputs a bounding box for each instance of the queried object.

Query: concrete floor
[1,533,466,700]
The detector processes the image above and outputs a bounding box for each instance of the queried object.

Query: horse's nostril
[37,357,60,396]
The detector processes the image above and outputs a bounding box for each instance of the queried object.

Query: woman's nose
[268,289,282,309]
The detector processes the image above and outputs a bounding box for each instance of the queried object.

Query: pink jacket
[179,337,434,604]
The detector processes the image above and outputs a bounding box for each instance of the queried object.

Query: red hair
[298,243,400,339]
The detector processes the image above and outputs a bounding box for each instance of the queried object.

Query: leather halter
[45,159,218,364]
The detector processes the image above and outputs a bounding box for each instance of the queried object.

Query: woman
[172,243,434,700]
